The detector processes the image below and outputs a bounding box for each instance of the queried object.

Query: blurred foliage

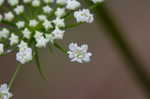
[84,0,150,98]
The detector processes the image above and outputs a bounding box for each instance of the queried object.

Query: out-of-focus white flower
[29,19,38,27]
[43,5,52,14]
[9,34,19,46]
[0,83,12,99]
[16,21,25,29]
[74,9,94,23]
[52,17,65,28]
[55,8,65,17]
[91,0,104,3]
[56,0,67,5]
[16,47,33,64]
[68,43,92,63]
[43,20,53,30]
[0,43,4,55]
[38,15,47,21]
[23,0,32,3]
[22,28,31,39]
[14,5,24,15]
[52,27,65,39]
[4,12,14,21]
[66,0,81,10]
[18,41,28,51]
[7,0,19,6]
[0,28,10,39]
[0,0,4,6]
[32,0,41,7]
[34,31,48,48]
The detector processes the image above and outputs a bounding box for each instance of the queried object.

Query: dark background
[0,0,150,99]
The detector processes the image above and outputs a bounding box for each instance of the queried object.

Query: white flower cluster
[0,83,12,99]
[0,0,102,64]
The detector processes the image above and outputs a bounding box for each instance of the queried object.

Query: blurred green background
[0,0,150,99]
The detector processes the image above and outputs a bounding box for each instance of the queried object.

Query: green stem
[85,0,150,97]
[8,63,22,88]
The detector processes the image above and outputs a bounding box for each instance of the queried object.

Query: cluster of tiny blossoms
[0,0,103,98]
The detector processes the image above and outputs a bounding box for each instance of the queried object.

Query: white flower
[55,8,65,17]
[43,5,52,14]
[91,0,103,3]
[4,12,14,21]
[0,0,4,6]
[45,33,55,43]
[7,0,19,6]
[32,0,41,7]
[23,0,32,3]
[66,0,81,10]
[29,19,38,27]
[43,0,53,4]
[9,34,19,46]
[68,43,92,63]
[0,43,4,55]
[52,17,65,28]
[0,14,3,22]
[38,15,47,21]
[18,41,28,51]
[16,47,33,64]
[0,28,10,39]
[14,5,24,15]
[52,27,65,39]
[16,21,25,29]
[56,0,67,5]
[74,9,94,23]
[0,83,12,99]
[43,20,53,30]
[22,28,31,39]
[34,31,48,48]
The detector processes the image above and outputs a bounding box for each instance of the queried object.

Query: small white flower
[74,9,94,23]
[34,31,48,48]
[29,19,38,27]
[56,0,67,5]
[68,43,92,63]
[0,83,12,99]
[23,0,32,3]
[43,0,53,4]
[55,8,65,17]
[45,33,55,43]
[16,47,33,64]
[16,21,25,29]
[14,5,24,15]
[52,17,65,28]
[0,43,4,55]
[9,34,19,46]
[7,0,19,6]
[22,28,31,39]
[18,41,28,51]
[4,12,14,21]
[0,0,4,6]
[52,27,65,39]
[91,0,104,3]
[0,28,10,39]
[43,20,53,30]
[38,15,47,21]
[66,0,81,10]
[43,5,52,14]
[32,0,41,7]
[0,14,3,22]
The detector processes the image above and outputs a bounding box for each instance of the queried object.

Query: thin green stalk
[84,0,150,97]
[8,63,22,88]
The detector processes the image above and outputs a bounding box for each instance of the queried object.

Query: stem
[8,63,22,88]
[85,0,150,97]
